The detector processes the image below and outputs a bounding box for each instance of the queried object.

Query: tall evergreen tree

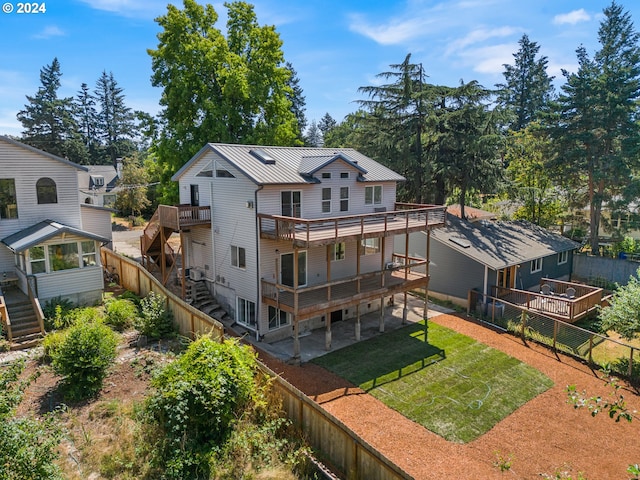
[318,112,337,138]
[430,80,506,218]
[497,34,555,131]
[75,82,99,162]
[17,58,84,162]
[285,61,307,143]
[357,54,431,203]
[148,0,299,202]
[304,119,322,147]
[95,71,137,164]
[551,2,640,255]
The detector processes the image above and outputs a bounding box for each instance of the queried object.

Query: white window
[281,191,301,217]
[81,241,97,267]
[237,297,256,328]
[331,242,346,261]
[365,185,382,205]
[48,243,79,271]
[268,305,290,330]
[322,188,331,213]
[29,246,46,274]
[231,245,246,269]
[361,237,380,255]
[531,258,543,273]
[340,187,349,212]
[558,251,568,265]
[0,178,18,219]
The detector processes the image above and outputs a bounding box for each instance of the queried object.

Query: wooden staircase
[186,280,229,323]
[7,299,43,350]
[141,205,211,287]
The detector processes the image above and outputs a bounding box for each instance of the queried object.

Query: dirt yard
[10,311,640,480]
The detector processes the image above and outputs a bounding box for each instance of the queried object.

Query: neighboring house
[78,161,121,208]
[144,143,446,360]
[395,215,580,308]
[0,135,111,306]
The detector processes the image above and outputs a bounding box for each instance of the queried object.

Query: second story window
[37,177,58,204]
[231,245,246,269]
[0,178,18,219]
[340,187,349,212]
[281,191,301,217]
[322,188,331,213]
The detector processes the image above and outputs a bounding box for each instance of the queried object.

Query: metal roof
[431,216,580,269]
[1,220,110,252]
[172,143,405,185]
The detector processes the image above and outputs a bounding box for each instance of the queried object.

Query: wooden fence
[101,248,224,340]
[101,247,411,479]
[262,363,413,480]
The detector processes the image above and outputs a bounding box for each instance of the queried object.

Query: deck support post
[402,292,408,324]
[355,304,361,341]
[379,296,385,332]
[292,318,300,363]
[325,313,332,351]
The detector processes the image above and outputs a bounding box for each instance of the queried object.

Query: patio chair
[540,284,551,295]
[566,287,576,299]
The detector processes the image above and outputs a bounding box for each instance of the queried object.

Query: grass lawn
[312,321,553,443]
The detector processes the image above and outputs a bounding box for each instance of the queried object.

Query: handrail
[26,275,45,335]
[0,292,12,343]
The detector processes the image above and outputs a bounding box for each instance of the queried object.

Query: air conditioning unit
[190,268,203,281]
[385,262,401,270]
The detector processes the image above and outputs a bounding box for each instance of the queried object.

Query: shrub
[105,298,139,332]
[43,296,76,331]
[41,330,68,364]
[143,336,260,478]
[137,292,175,339]
[0,359,64,479]
[51,320,119,401]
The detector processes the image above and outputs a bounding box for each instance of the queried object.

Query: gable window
[0,178,18,219]
[340,172,349,179]
[322,188,331,213]
[361,237,380,255]
[558,251,568,265]
[36,178,58,204]
[340,187,349,212]
[90,175,105,187]
[531,258,543,273]
[268,305,291,330]
[365,185,382,205]
[231,245,246,269]
[321,172,331,179]
[237,297,256,328]
[331,242,346,261]
[281,191,301,217]
[216,168,235,178]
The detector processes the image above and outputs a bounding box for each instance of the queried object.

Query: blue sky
[1,0,639,137]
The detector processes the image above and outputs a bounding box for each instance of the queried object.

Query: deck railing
[257,205,446,245]
[0,291,11,343]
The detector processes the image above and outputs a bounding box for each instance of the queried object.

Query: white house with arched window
[0,136,111,306]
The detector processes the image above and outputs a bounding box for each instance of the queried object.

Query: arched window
[36,178,57,204]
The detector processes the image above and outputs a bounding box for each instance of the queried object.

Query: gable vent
[250,148,275,164]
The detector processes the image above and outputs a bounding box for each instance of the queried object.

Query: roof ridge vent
[250,148,276,164]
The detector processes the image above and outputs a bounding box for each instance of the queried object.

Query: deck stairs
[186,280,230,323]
[140,209,175,271]
[6,298,43,350]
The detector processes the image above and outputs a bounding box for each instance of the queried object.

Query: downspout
[254,185,264,342]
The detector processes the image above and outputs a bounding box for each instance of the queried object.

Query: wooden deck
[493,279,603,323]
[262,268,427,321]
[258,204,446,248]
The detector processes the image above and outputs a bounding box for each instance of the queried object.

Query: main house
[144,143,446,360]
[0,136,111,311]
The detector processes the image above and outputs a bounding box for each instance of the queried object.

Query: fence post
[520,311,527,341]
[553,320,558,352]
[588,336,594,365]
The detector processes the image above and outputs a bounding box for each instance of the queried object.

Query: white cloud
[457,43,517,78]
[33,26,66,39]
[348,13,433,45]
[446,26,519,56]
[553,9,591,26]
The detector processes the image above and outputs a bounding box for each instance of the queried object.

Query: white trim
[558,250,568,265]
[531,258,543,273]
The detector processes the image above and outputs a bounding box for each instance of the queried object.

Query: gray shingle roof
[432,216,580,269]
[172,143,405,185]
[1,220,110,252]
